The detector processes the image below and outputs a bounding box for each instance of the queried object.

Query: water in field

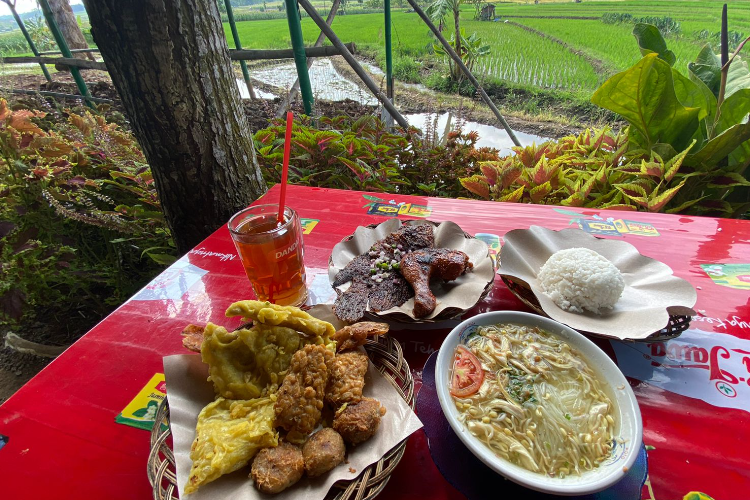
[236,79,276,100]
[249,59,378,105]
[405,112,549,156]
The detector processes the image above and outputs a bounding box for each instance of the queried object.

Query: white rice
[538,248,625,314]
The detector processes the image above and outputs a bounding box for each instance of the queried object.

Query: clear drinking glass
[227,204,308,306]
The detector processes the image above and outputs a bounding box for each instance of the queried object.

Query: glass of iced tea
[228,204,308,306]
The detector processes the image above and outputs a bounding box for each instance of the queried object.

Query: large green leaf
[688,68,718,134]
[632,23,676,66]
[672,69,709,121]
[688,45,721,96]
[726,55,750,99]
[592,54,700,151]
[685,121,750,169]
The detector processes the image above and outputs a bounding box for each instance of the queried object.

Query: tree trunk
[83,0,267,253]
[48,0,96,61]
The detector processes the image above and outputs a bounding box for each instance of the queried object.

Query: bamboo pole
[230,44,355,60]
[2,56,106,70]
[275,0,341,118]
[405,0,521,147]
[6,3,52,82]
[37,0,93,108]
[224,0,256,100]
[384,0,393,100]
[296,0,410,129]
[285,0,314,115]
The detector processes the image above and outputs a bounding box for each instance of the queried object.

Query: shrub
[0,97,174,330]
[253,113,500,198]
[392,56,421,83]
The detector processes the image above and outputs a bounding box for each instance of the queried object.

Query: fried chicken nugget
[325,351,369,407]
[333,397,386,445]
[250,442,304,494]
[274,344,334,435]
[302,428,346,477]
[226,300,335,340]
[331,322,389,352]
[181,324,204,353]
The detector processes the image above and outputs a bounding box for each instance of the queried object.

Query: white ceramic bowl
[435,311,643,495]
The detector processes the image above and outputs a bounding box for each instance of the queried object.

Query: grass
[507,18,700,75]
[463,20,600,91]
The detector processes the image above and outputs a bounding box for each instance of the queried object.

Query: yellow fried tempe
[226,300,336,340]
[274,344,334,435]
[201,322,312,399]
[325,351,369,407]
[331,322,389,352]
[185,397,278,494]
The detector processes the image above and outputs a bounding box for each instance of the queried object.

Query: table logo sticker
[610,329,750,414]
[554,208,660,237]
[300,218,319,234]
[700,263,750,290]
[475,233,502,265]
[115,373,167,431]
[0,433,7,451]
[362,195,432,218]
[130,259,208,301]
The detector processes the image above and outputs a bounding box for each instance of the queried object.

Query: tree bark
[48,0,96,61]
[83,0,267,253]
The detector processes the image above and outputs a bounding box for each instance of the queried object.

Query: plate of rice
[496,226,697,341]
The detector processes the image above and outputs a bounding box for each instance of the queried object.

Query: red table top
[1,185,749,500]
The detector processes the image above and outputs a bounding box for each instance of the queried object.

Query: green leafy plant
[253,113,500,198]
[461,127,705,213]
[0,97,174,330]
[591,24,750,216]
[433,28,490,83]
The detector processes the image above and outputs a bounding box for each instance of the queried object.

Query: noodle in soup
[450,323,616,478]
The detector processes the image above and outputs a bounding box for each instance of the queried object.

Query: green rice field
[223,0,750,94]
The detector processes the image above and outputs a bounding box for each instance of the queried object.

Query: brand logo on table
[554,208,660,237]
[700,263,750,291]
[300,218,319,234]
[276,241,299,259]
[611,329,750,414]
[362,195,432,218]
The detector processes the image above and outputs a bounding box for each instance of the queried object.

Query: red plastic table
[1,185,749,500]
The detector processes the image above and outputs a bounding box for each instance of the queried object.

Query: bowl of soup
[435,311,642,495]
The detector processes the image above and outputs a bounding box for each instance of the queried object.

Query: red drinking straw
[278,111,294,224]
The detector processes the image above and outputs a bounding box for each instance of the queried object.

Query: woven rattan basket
[501,276,691,342]
[330,219,496,323]
[148,334,414,500]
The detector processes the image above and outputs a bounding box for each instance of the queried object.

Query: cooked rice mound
[538,247,625,314]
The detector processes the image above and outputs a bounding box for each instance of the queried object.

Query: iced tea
[228,205,308,306]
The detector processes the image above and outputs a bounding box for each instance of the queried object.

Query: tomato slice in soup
[450,345,484,397]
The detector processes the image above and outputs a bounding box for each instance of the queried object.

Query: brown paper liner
[497,226,696,340]
[328,219,495,322]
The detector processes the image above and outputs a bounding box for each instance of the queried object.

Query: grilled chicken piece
[332,224,435,322]
[399,248,473,318]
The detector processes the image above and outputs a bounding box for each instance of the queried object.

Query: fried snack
[250,442,304,494]
[226,300,335,340]
[181,324,204,353]
[400,248,473,317]
[333,397,386,445]
[201,322,311,399]
[325,351,369,407]
[331,322,389,352]
[302,428,346,477]
[185,397,278,494]
[274,344,334,436]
